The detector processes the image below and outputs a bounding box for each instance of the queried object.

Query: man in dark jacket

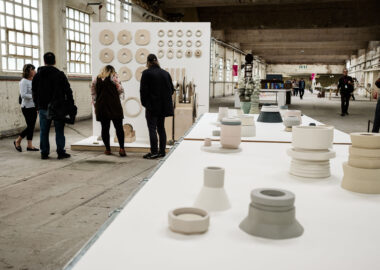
[140,54,174,159]
[299,78,305,100]
[337,68,354,116]
[32,52,74,160]
[372,78,380,133]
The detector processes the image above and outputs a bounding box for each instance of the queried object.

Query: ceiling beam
[263,55,348,64]
[238,41,368,50]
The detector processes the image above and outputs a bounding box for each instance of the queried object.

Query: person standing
[292,79,299,96]
[13,64,39,152]
[32,52,74,159]
[372,78,380,133]
[140,54,174,159]
[299,78,305,100]
[337,68,354,116]
[91,65,126,156]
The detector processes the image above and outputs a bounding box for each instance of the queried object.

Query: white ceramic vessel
[350,133,380,149]
[194,167,231,212]
[283,116,301,132]
[220,118,242,149]
[341,162,380,194]
[239,188,304,239]
[348,155,380,169]
[284,110,302,122]
[217,107,229,122]
[292,125,334,150]
[287,148,336,161]
[241,125,256,137]
[349,146,380,158]
[204,138,212,147]
[168,207,210,234]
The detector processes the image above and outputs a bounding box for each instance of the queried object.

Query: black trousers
[372,98,380,133]
[299,88,305,99]
[145,111,166,154]
[341,92,350,114]
[20,107,37,140]
[100,119,124,151]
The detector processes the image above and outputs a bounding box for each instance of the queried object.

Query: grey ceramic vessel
[239,188,304,239]
[257,112,283,123]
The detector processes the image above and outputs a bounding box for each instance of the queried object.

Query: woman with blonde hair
[91,65,126,156]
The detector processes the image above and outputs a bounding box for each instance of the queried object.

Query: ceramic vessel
[349,146,380,158]
[292,125,334,150]
[287,148,336,161]
[257,106,283,123]
[220,118,241,149]
[239,188,304,239]
[194,167,231,212]
[350,133,380,149]
[341,162,380,194]
[241,125,256,137]
[217,107,229,122]
[348,155,380,169]
[239,114,255,126]
[283,116,301,132]
[289,159,331,178]
[240,101,251,114]
[168,207,210,234]
[204,138,212,147]
[284,110,302,122]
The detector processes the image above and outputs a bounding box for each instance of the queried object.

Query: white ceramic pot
[292,125,334,150]
[239,188,304,239]
[283,116,301,132]
[220,118,241,149]
[341,162,380,194]
[168,207,210,234]
[194,167,231,212]
[241,125,256,137]
[284,110,302,122]
[217,107,229,122]
[238,114,255,126]
[349,146,380,158]
[350,133,380,149]
[348,155,380,169]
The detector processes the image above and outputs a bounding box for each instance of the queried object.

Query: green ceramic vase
[241,101,251,114]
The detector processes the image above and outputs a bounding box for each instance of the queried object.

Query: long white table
[184,113,351,144]
[65,140,380,270]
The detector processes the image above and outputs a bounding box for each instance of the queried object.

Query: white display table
[184,113,351,144]
[65,140,380,270]
[260,89,291,106]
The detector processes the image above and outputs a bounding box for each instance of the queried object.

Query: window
[66,7,90,74]
[226,59,231,82]
[121,0,130,22]
[0,0,40,71]
[106,0,115,22]
[210,40,215,81]
[218,57,224,81]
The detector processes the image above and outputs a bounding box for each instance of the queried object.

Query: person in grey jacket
[13,64,39,152]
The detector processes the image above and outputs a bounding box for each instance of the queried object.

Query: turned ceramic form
[239,188,304,239]
[283,116,301,132]
[341,162,380,194]
[257,105,283,123]
[292,125,334,150]
[204,138,212,147]
[350,132,380,149]
[217,107,229,122]
[239,114,256,137]
[168,207,210,234]
[284,110,302,122]
[220,118,241,149]
[194,167,231,211]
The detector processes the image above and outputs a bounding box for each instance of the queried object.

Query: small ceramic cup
[204,138,212,147]
[220,118,242,149]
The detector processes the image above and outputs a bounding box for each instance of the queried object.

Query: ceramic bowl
[350,133,380,149]
[292,125,334,150]
[349,146,380,158]
[168,207,210,234]
[341,162,380,194]
[348,155,380,169]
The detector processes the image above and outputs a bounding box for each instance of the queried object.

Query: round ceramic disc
[157,29,165,37]
[118,67,132,82]
[157,49,165,59]
[117,48,132,64]
[135,48,149,64]
[135,29,150,46]
[99,29,114,45]
[123,97,142,117]
[167,49,174,59]
[195,30,202,37]
[99,48,114,63]
[176,49,183,59]
[195,49,202,58]
[135,66,146,81]
[117,30,132,45]
[185,50,192,58]
[176,30,183,37]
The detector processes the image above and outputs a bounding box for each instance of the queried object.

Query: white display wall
[91,22,211,143]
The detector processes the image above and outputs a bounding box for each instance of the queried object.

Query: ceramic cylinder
[220,118,241,149]
[341,162,380,194]
[239,188,303,239]
[204,167,224,188]
[204,138,212,147]
[292,125,334,150]
[350,133,380,149]
[168,207,210,234]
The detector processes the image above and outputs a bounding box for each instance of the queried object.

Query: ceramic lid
[251,188,295,207]
[261,105,280,112]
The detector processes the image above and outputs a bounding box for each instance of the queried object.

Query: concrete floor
[0,92,377,270]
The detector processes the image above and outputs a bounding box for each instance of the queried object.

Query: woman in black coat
[140,54,174,159]
[91,65,126,156]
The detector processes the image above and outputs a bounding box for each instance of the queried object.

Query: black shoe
[41,154,49,160]
[58,153,71,159]
[143,153,159,159]
[345,112,349,115]
[27,147,39,151]
[158,153,166,158]
[340,113,345,117]
[13,141,22,152]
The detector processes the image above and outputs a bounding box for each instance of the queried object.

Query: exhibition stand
[184,113,351,144]
[64,114,380,270]
[259,89,292,106]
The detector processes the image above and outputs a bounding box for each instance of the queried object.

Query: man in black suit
[337,68,354,116]
[299,78,306,100]
[140,54,175,159]
[372,78,380,133]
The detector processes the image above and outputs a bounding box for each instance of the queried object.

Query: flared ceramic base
[194,186,231,212]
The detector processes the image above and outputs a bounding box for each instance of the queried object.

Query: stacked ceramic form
[341,133,380,194]
[238,114,256,137]
[287,125,336,178]
[257,105,283,123]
